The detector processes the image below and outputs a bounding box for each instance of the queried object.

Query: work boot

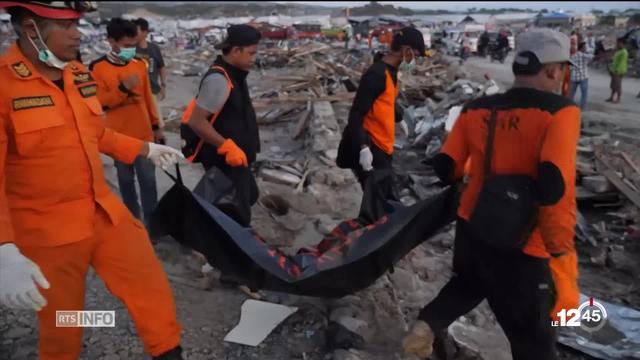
[403,320,435,359]
[153,346,183,360]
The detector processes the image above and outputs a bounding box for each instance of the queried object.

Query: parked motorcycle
[490,46,508,63]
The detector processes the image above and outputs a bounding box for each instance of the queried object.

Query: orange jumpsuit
[90,56,159,142]
[0,44,181,359]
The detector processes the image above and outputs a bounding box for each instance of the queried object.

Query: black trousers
[419,219,558,360]
[352,144,395,199]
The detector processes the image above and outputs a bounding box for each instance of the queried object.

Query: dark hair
[617,37,625,44]
[222,46,248,55]
[6,6,45,36]
[106,17,138,41]
[7,6,30,25]
[134,17,149,32]
[578,41,587,51]
[373,51,385,62]
[390,31,402,51]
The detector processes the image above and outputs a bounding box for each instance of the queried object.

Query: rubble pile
[573,130,640,276]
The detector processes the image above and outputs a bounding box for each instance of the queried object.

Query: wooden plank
[295,159,311,193]
[576,186,619,202]
[283,82,313,92]
[619,151,640,176]
[293,101,312,140]
[291,45,330,59]
[598,162,640,208]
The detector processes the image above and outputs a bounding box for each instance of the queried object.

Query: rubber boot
[403,320,435,359]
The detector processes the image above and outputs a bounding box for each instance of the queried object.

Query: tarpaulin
[150,166,457,297]
[558,294,640,360]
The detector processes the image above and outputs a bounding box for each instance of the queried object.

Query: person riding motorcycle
[490,31,510,62]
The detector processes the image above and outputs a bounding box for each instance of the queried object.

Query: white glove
[359,146,374,172]
[147,143,185,170]
[0,244,50,311]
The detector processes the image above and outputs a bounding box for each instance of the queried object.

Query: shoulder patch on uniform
[73,72,95,85]
[78,84,97,98]
[69,63,81,73]
[12,96,54,111]
[11,62,31,78]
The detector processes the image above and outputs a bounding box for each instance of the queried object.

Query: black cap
[214,24,262,50]
[394,27,426,57]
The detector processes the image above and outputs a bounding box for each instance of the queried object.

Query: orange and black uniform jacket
[337,60,401,169]
[0,44,143,247]
[89,55,159,142]
[434,87,581,317]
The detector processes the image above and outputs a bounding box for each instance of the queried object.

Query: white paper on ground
[224,300,298,347]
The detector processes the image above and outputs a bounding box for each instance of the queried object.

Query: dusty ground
[1,49,639,360]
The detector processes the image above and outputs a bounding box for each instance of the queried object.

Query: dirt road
[459,54,640,129]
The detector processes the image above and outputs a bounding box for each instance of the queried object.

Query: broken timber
[597,159,640,208]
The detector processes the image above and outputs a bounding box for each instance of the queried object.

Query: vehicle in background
[431,31,445,49]
[149,34,167,45]
[487,30,515,51]
[322,27,346,40]
[442,28,462,55]
[505,30,515,50]
[255,23,290,40]
[464,32,481,53]
[489,45,508,63]
[292,24,322,40]
[418,27,432,49]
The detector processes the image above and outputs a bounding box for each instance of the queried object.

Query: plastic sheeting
[558,294,640,360]
[150,167,457,297]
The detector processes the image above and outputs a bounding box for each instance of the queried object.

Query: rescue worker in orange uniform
[0,2,184,359]
[337,28,425,206]
[90,17,164,227]
[403,28,580,360]
[378,28,393,49]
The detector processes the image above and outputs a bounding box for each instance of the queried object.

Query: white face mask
[26,20,68,70]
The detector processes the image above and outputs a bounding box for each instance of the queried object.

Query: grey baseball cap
[514,28,576,67]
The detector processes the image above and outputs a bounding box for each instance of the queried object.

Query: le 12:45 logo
[552,297,608,333]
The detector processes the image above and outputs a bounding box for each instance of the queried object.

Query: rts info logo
[551,297,608,333]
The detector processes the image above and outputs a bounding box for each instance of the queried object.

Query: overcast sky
[276,1,640,13]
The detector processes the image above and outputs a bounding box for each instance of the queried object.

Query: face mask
[26,20,68,70]
[117,47,137,61]
[399,51,416,73]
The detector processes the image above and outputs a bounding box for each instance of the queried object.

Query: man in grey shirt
[197,73,230,114]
